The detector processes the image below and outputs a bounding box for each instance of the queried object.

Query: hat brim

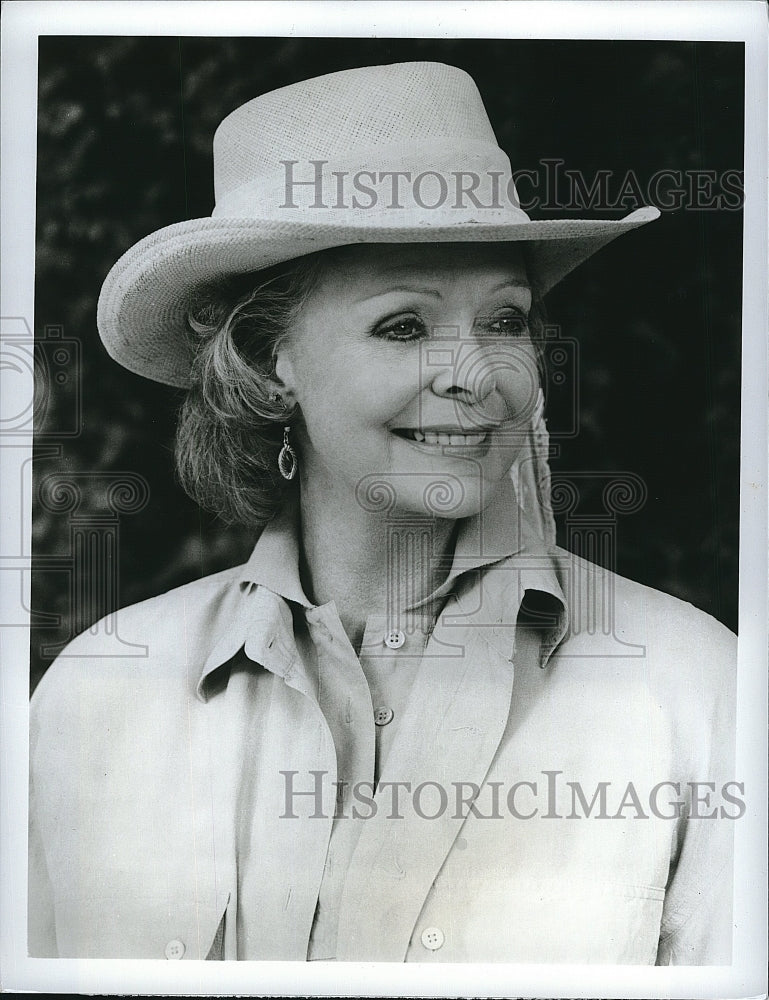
[97,207,660,388]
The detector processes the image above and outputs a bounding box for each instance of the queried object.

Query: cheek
[497,346,541,418]
[295,346,421,429]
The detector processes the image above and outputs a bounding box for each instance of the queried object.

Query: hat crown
[98,60,660,389]
[213,62,499,203]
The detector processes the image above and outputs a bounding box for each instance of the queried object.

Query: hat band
[212,140,531,226]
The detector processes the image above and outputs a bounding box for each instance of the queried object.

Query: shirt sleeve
[28,763,58,957]
[656,850,734,964]
[27,650,80,959]
[656,621,737,965]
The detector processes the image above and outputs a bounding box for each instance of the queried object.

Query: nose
[430,368,495,404]
[427,336,541,426]
[428,340,505,405]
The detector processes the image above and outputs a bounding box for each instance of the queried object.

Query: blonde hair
[176,255,323,527]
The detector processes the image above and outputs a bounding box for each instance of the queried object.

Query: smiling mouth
[391,428,491,446]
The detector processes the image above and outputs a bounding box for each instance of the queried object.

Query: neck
[297,480,457,651]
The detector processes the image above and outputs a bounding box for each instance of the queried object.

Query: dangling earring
[278,425,297,480]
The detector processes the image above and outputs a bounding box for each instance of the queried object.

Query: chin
[400,475,504,521]
[353,451,515,520]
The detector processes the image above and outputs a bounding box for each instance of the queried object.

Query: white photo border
[1,1,766,996]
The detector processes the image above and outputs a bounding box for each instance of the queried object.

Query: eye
[371,313,428,343]
[476,309,530,338]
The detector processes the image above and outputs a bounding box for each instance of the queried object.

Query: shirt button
[383,629,405,649]
[164,939,185,960]
[420,926,445,951]
[374,706,394,726]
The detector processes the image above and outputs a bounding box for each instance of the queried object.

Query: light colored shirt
[28,478,737,963]
[239,487,565,960]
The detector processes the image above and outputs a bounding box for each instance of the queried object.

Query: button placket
[305,601,377,960]
[373,706,394,726]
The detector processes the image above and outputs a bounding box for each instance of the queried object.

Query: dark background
[31,37,743,692]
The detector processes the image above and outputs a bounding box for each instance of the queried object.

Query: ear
[272,342,298,406]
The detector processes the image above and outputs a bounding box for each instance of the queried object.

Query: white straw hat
[97,61,660,388]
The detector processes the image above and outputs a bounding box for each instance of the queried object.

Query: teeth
[401,430,487,446]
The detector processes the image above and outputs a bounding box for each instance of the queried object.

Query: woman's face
[275,242,540,520]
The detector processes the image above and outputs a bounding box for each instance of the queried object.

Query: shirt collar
[199,478,568,699]
[239,476,535,608]
[239,476,569,660]
[238,495,313,608]
[407,475,529,613]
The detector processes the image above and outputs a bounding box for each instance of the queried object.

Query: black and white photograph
[1,2,767,996]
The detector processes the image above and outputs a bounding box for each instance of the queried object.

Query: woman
[29,61,736,964]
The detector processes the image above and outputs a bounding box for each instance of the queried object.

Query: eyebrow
[353,285,442,303]
[488,279,532,296]
[353,279,531,304]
